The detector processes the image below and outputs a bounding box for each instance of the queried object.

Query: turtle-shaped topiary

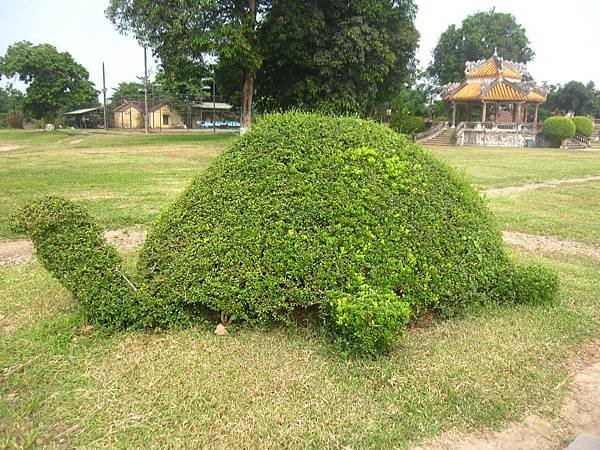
[14,112,558,354]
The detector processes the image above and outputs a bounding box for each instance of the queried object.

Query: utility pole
[102,62,107,131]
[144,47,149,133]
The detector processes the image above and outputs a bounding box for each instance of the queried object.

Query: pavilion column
[481,102,487,122]
[515,103,522,125]
[451,101,456,128]
[523,105,529,124]
[534,104,539,124]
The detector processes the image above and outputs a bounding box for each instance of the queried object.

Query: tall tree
[256,0,419,116]
[106,0,266,131]
[0,41,98,120]
[429,9,534,85]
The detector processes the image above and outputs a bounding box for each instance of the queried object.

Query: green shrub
[503,262,559,305]
[389,114,426,136]
[543,116,575,147]
[323,285,411,355]
[571,116,594,138]
[17,113,558,354]
[11,196,141,328]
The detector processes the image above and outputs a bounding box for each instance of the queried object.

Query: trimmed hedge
[390,114,426,137]
[11,197,141,328]
[571,116,594,138]
[15,113,559,354]
[543,116,576,147]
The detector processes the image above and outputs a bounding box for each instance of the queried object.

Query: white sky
[1,0,599,97]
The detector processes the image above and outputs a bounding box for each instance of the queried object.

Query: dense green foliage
[429,9,534,84]
[390,114,425,136]
[0,41,98,120]
[256,0,418,115]
[0,85,25,128]
[324,285,411,355]
[542,81,600,118]
[136,112,556,352]
[15,113,559,354]
[107,0,418,120]
[571,116,594,138]
[11,197,139,328]
[543,116,576,147]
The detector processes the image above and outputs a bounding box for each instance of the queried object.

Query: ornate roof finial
[494,47,498,57]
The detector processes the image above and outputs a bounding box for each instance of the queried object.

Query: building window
[162,114,169,125]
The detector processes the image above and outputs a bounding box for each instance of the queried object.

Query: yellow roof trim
[448,83,482,101]
[526,91,546,103]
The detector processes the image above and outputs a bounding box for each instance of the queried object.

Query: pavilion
[442,53,547,128]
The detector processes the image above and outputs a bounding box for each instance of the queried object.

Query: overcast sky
[1,0,599,97]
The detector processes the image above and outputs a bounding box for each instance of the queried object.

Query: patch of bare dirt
[0,239,34,266]
[503,231,600,260]
[0,144,23,152]
[413,348,600,450]
[483,176,600,197]
[0,228,147,267]
[103,228,147,248]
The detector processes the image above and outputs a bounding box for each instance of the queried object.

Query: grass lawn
[0,129,233,238]
[489,181,600,246]
[1,131,599,448]
[429,146,600,189]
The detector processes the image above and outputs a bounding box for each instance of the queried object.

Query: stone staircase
[420,128,454,146]
[565,138,589,150]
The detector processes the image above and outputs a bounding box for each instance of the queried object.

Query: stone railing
[415,121,447,141]
[462,122,540,133]
[573,132,591,147]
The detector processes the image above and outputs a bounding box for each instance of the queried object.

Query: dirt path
[483,176,600,197]
[413,345,600,450]
[503,231,600,260]
[0,228,147,266]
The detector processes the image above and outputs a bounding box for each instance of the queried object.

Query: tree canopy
[542,81,600,117]
[107,0,419,124]
[428,9,534,85]
[106,0,265,130]
[0,41,98,119]
[256,0,419,116]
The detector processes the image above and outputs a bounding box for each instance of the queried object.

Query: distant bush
[17,113,559,355]
[571,116,594,138]
[543,116,575,147]
[389,113,426,137]
[7,112,24,129]
[11,197,141,328]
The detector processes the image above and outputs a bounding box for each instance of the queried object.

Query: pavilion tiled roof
[466,56,524,80]
[442,54,547,104]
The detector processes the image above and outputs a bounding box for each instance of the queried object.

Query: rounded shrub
[389,114,426,137]
[136,112,557,352]
[571,116,594,138]
[543,116,576,147]
[323,285,411,355]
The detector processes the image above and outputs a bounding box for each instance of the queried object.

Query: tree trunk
[240,72,255,133]
[240,0,258,134]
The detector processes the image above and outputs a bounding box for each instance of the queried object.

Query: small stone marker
[564,433,600,450]
[214,323,228,336]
